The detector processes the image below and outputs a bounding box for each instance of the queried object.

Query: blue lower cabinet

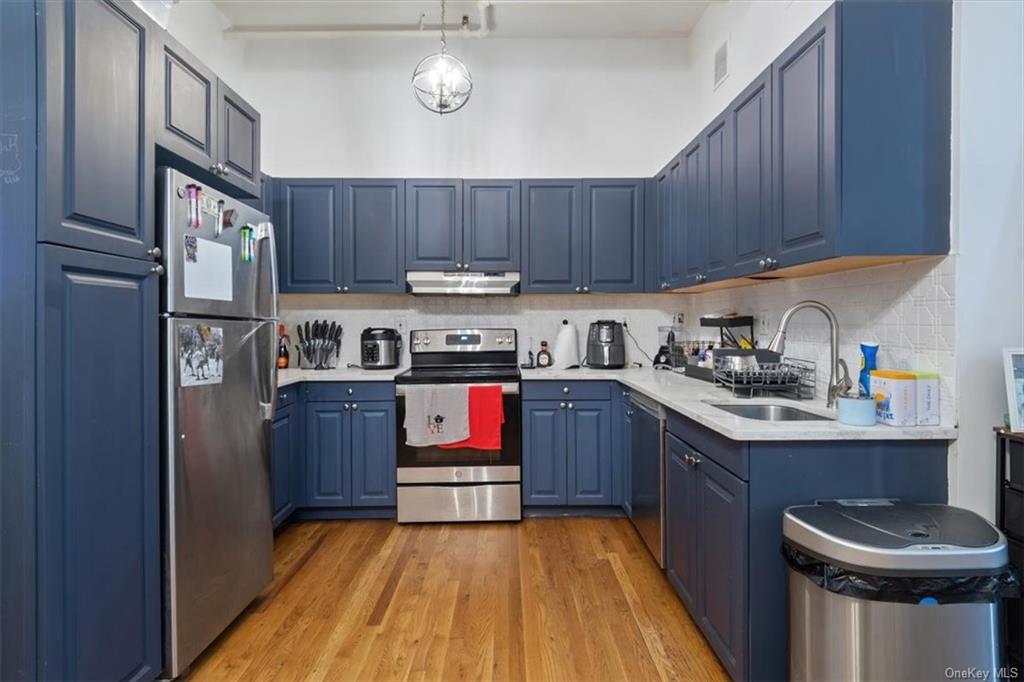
[665,433,700,614]
[37,244,162,680]
[523,389,615,507]
[566,401,613,505]
[522,400,568,505]
[270,397,302,528]
[350,402,397,507]
[303,396,396,509]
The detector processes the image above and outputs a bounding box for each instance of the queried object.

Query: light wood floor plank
[188,518,727,682]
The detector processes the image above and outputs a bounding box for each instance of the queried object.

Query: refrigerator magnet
[184,235,198,263]
[178,324,224,387]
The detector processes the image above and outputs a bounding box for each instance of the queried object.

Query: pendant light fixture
[411,0,473,114]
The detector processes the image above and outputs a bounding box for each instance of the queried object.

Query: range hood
[406,271,520,296]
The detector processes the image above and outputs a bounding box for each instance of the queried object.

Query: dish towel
[403,384,470,446]
[439,385,505,450]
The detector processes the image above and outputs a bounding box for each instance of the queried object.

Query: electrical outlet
[675,313,685,325]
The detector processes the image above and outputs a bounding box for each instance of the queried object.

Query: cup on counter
[837,396,876,426]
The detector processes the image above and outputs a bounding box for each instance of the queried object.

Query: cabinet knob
[456,263,463,270]
[767,258,777,270]
[351,403,358,411]
[209,164,219,174]
[692,456,702,465]
[661,282,669,290]
[759,259,767,270]
[567,402,574,410]
[336,286,342,292]
[342,286,350,293]
[278,393,286,401]
[562,386,570,394]
[147,246,162,259]
[343,403,350,411]
[560,402,567,409]
[626,409,633,416]
[582,286,589,293]
[150,264,165,276]
[575,286,582,293]
[220,164,229,176]
[347,388,354,395]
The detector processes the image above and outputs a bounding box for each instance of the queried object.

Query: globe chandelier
[411,0,473,114]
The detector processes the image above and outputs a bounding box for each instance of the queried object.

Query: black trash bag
[782,543,1021,605]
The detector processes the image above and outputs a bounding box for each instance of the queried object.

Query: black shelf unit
[997,429,1024,671]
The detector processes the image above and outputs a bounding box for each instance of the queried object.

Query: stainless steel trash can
[784,499,1016,682]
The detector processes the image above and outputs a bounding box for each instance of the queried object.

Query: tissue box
[910,371,940,426]
[870,370,917,426]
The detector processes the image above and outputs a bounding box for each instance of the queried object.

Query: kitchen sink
[708,403,833,422]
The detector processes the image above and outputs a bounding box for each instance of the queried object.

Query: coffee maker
[586,320,626,368]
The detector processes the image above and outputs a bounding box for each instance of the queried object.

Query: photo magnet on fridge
[179,324,224,387]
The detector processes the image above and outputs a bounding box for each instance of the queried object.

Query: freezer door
[159,168,278,320]
[164,316,277,676]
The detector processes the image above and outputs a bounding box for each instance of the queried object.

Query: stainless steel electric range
[395,328,522,523]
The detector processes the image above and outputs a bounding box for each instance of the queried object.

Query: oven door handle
[395,382,519,396]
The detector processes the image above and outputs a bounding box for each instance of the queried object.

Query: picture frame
[1005,348,1024,433]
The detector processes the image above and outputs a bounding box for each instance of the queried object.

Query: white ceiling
[212,1,714,40]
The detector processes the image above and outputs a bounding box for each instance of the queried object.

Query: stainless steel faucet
[766,300,853,408]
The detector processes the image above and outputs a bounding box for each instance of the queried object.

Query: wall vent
[714,39,729,89]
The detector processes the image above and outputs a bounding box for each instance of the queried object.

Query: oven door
[395,382,521,484]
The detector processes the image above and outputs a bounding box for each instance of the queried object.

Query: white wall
[237,36,689,178]
[949,0,1024,519]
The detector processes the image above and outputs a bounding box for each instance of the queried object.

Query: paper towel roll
[552,320,580,369]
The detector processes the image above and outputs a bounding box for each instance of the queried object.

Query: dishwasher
[630,392,666,567]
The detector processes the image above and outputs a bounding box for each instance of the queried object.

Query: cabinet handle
[626,409,633,416]
[567,402,574,410]
[560,402,567,409]
[150,264,165,276]
[278,394,286,401]
[575,286,582,293]
[351,403,358,411]
[759,259,767,270]
[692,455,702,465]
[456,262,463,270]
[347,388,354,395]
[209,164,219,174]
[220,164,230,176]
[342,286,350,293]
[562,386,570,394]
[147,246,162,259]
[660,282,669,290]
[343,403,350,411]
[582,286,590,293]
[767,258,777,270]
[336,286,342,292]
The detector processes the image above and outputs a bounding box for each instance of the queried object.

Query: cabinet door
[582,180,645,293]
[278,179,343,293]
[216,79,261,197]
[621,400,633,514]
[270,405,296,528]
[665,433,699,615]
[305,403,350,506]
[40,0,155,259]
[654,155,686,290]
[521,181,582,293]
[153,34,217,175]
[522,401,568,506]
[698,456,749,681]
[772,7,837,267]
[566,401,613,505]
[405,179,462,271]
[682,138,707,284]
[463,180,521,272]
[350,402,397,507]
[730,70,774,277]
[704,116,735,281]
[342,180,406,293]
[37,244,161,681]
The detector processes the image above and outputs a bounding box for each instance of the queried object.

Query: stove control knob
[504,335,513,344]
[423,337,431,346]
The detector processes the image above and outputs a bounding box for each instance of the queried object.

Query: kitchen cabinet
[652,155,686,291]
[523,385,614,506]
[582,180,646,293]
[704,115,734,281]
[342,179,406,293]
[270,389,302,529]
[38,0,156,260]
[152,33,261,198]
[304,398,396,508]
[665,433,699,614]
[406,179,462,271]
[521,180,582,293]
[277,179,344,293]
[37,244,162,681]
[728,70,773,277]
[681,139,707,284]
[614,384,632,511]
[463,180,521,271]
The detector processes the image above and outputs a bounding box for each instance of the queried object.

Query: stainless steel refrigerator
[157,168,278,676]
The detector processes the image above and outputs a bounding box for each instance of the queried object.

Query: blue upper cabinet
[349,402,397,507]
[216,79,261,197]
[39,0,155,260]
[153,34,217,179]
[463,180,521,272]
[653,155,686,291]
[582,180,645,293]
[728,69,773,278]
[37,244,161,681]
[277,179,344,293]
[522,180,583,293]
[343,179,406,293]
[681,139,708,284]
[406,179,462,271]
[704,115,734,282]
[771,7,836,268]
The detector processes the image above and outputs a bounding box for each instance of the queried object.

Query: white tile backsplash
[281,256,956,424]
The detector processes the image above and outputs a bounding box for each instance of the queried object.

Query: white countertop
[277,367,404,387]
[520,366,958,442]
[278,365,957,441]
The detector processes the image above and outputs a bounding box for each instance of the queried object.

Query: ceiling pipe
[223,0,492,40]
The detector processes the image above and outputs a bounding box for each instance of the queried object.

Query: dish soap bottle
[536,341,552,368]
[859,342,879,396]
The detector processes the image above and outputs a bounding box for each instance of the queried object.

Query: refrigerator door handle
[255,221,279,321]
[254,318,278,422]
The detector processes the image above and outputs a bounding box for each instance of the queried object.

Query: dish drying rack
[713,356,817,400]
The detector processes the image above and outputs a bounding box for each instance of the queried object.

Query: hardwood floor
[189,518,727,682]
